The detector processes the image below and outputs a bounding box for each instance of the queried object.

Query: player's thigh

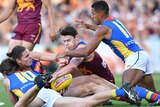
[87,74,117,89]
[8,39,22,52]
[69,75,91,88]
[123,51,149,84]
[64,82,101,97]
[22,40,35,51]
[138,74,156,92]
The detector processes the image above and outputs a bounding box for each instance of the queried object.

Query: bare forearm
[48,7,55,30]
[39,53,56,62]
[0,9,13,23]
[86,24,98,31]
[0,0,16,23]
[31,52,56,62]
[14,87,39,107]
[65,47,90,57]
[56,65,76,78]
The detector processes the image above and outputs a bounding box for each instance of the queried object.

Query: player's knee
[80,82,97,94]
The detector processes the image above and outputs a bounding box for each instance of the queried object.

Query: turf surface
[0,74,160,107]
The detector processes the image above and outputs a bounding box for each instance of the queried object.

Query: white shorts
[124,51,153,75]
[37,88,62,107]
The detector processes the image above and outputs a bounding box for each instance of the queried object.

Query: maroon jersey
[70,41,115,83]
[79,51,115,83]
[16,0,42,24]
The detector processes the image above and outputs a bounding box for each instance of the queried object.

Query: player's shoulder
[96,25,111,35]
[3,78,10,89]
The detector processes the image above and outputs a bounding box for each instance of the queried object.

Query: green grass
[0,74,160,107]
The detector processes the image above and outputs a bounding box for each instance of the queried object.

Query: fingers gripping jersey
[102,17,143,61]
[8,59,46,98]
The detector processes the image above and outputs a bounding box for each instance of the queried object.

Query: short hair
[91,0,109,15]
[6,46,26,60]
[0,58,19,76]
[59,25,78,38]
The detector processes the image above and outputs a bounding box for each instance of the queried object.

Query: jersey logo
[79,66,92,75]
[17,0,35,12]
[12,33,17,38]
[101,60,107,68]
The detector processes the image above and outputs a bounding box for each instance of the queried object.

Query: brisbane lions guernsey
[8,59,46,97]
[102,16,143,61]
[16,0,42,24]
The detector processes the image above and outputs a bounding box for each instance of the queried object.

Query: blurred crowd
[0,0,160,73]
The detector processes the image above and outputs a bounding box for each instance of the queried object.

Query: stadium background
[0,0,160,106]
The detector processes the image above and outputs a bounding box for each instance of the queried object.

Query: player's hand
[50,30,58,41]
[48,73,57,83]
[75,19,88,29]
[58,58,68,67]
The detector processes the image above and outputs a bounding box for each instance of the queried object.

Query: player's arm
[75,19,98,31]
[54,57,83,78]
[14,86,39,107]
[41,0,57,40]
[3,78,18,105]
[30,52,56,62]
[0,0,17,23]
[49,45,85,82]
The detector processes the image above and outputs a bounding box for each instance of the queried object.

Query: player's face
[91,8,101,25]
[17,49,33,66]
[61,35,79,50]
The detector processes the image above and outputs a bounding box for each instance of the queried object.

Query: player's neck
[101,15,109,24]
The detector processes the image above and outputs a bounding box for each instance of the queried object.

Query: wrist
[65,51,69,56]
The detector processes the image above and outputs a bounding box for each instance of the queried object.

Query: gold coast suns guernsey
[102,16,143,61]
[8,59,46,98]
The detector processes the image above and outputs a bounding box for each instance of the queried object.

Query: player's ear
[75,35,79,40]
[100,12,104,18]
[16,58,21,64]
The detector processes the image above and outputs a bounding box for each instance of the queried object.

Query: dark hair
[0,58,19,76]
[91,0,109,15]
[6,46,26,60]
[59,25,78,38]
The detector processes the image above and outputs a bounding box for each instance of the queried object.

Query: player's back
[8,70,39,97]
[102,16,142,61]
[78,51,115,83]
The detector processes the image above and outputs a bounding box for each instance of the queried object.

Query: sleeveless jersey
[16,0,42,24]
[8,59,45,97]
[102,16,143,61]
[70,41,115,83]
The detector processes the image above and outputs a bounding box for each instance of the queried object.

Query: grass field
[0,74,160,107]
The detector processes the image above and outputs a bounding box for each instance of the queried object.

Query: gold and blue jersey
[102,16,142,61]
[8,59,45,98]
